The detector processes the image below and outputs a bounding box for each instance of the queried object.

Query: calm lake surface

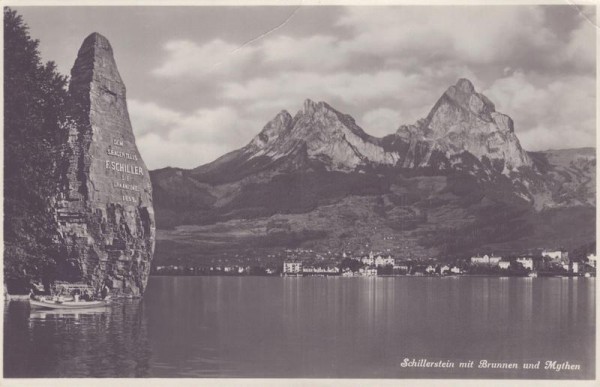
[4,276,595,379]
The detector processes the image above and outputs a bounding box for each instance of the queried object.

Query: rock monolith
[54,33,155,295]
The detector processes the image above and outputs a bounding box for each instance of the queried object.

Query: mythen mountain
[150,79,595,265]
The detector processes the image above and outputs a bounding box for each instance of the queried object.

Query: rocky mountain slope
[393,79,531,171]
[150,79,595,264]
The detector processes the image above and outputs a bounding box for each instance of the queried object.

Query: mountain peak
[71,31,124,96]
[455,78,475,94]
[405,78,530,170]
[303,98,317,112]
[303,98,335,115]
[441,78,495,118]
[243,99,397,170]
[247,80,531,174]
[251,109,293,148]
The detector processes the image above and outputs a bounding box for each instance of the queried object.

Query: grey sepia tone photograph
[2,2,597,382]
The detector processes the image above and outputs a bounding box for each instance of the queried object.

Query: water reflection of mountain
[4,299,151,377]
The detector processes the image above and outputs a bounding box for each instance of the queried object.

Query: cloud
[484,71,595,151]
[223,64,480,129]
[150,6,595,82]
[223,71,414,104]
[127,99,182,136]
[261,35,346,71]
[517,125,595,152]
[361,108,402,137]
[562,20,596,72]
[136,133,235,171]
[336,6,592,73]
[143,6,595,168]
[152,39,259,80]
[129,99,263,168]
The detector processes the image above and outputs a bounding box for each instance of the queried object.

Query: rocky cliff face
[180,78,591,210]
[395,78,531,172]
[246,100,399,170]
[53,33,155,295]
[205,79,531,176]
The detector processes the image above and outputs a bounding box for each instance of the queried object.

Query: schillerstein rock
[54,33,155,295]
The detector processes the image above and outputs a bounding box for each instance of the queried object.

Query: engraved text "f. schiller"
[105,160,144,176]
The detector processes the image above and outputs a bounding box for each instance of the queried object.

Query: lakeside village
[153,249,597,278]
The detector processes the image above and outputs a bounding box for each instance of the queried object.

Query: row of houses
[470,255,534,270]
[284,260,465,277]
[155,265,279,275]
[359,252,395,267]
[341,267,378,277]
[342,265,460,277]
[282,262,340,276]
[470,250,597,273]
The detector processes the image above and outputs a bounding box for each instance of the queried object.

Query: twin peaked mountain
[210,78,531,177]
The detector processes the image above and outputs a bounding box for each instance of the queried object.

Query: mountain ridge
[149,78,595,264]
[193,79,533,181]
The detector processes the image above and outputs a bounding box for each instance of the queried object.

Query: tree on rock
[4,8,68,291]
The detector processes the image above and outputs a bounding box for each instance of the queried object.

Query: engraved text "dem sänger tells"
[107,147,138,161]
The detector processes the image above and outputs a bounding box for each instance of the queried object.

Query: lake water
[3,276,595,379]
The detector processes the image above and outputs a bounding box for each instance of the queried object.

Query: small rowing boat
[30,307,110,318]
[30,297,111,310]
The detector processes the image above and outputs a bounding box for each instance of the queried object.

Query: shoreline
[147,274,595,279]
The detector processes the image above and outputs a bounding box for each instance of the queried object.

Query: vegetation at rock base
[3,8,68,290]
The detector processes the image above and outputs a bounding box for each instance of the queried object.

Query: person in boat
[29,288,37,300]
[81,290,91,301]
[101,284,110,300]
[74,289,81,302]
[54,286,63,300]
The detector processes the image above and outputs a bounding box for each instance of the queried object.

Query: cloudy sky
[14,5,596,169]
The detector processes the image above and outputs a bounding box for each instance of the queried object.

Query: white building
[471,254,502,266]
[498,261,511,270]
[561,262,580,273]
[425,265,436,274]
[361,256,375,266]
[542,250,568,262]
[375,255,395,267]
[302,266,316,274]
[283,262,302,274]
[359,267,377,276]
[587,253,596,267]
[450,266,462,274]
[440,265,450,275]
[302,266,339,275]
[516,257,534,271]
[394,263,409,271]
